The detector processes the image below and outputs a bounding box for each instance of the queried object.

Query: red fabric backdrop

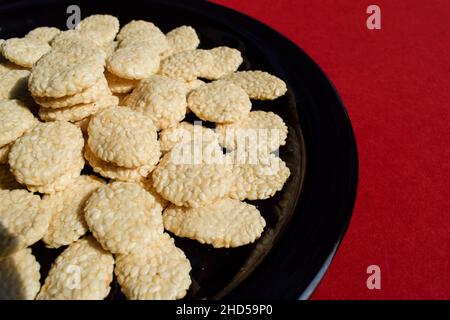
[211,0,450,299]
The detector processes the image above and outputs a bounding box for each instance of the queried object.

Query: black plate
[0,0,358,299]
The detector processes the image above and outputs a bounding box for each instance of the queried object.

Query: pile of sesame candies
[0,14,291,300]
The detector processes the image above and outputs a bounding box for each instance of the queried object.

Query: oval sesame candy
[29,43,106,98]
[25,158,84,194]
[0,99,37,147]
[0,248,41,300]
[88,106,160,168]
[163,198,266,248]
[123,75,187,130]
[37,236,114,300]
[25,27,61,43]
[8,121,84,186]
[187,80,251,123]
[227,151,291,200]
[106,43,160,80]
[115,233,191,300]
[164,25,200,58]
[2,38,51,68]
[215,110,288,152]
[152,140,233,208]
[0,189,51,257]
[76,14,120,44]
[159,49,213,81]
[116,20,166,47]
[42,175,104,248]
[84,181,164,254]
[203,46,243,80]
[222,70,287,100]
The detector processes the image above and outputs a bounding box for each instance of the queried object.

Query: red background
[211,0,450,299]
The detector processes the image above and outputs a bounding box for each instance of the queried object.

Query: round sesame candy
[106,43,160,80]
[227,151,291,200]
[0,99,37,147]
[0,248,41,300]
[2,38,51,68]
[105,71,139,94]
[116,20,166,46]
[84,146,154,182]
[123,75,187,130]
[222,70,287,100]
[88,106,160,168]
[152,140,233,208]
[216,110,288,152]
[37,236,114,300]
[203,46,243,80]
[0,69,30,100]
[116,20,168,56]
[159,49,214,81]
[187,80,251,123]
[28,43,106,98]
[163,198,266,248]
[34,76,111,109]
[0,144,11,164]
[0,164,22,190]
[115,233,191,300]
[42,175,104,248]
[25,27,61,43]
[164,25,200,58]
[84,181,164,254]
[158,121,219,153]
[0,189,51,257]
[8,121,84,186]
[76,14,120,45]
[39,94,118,122]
